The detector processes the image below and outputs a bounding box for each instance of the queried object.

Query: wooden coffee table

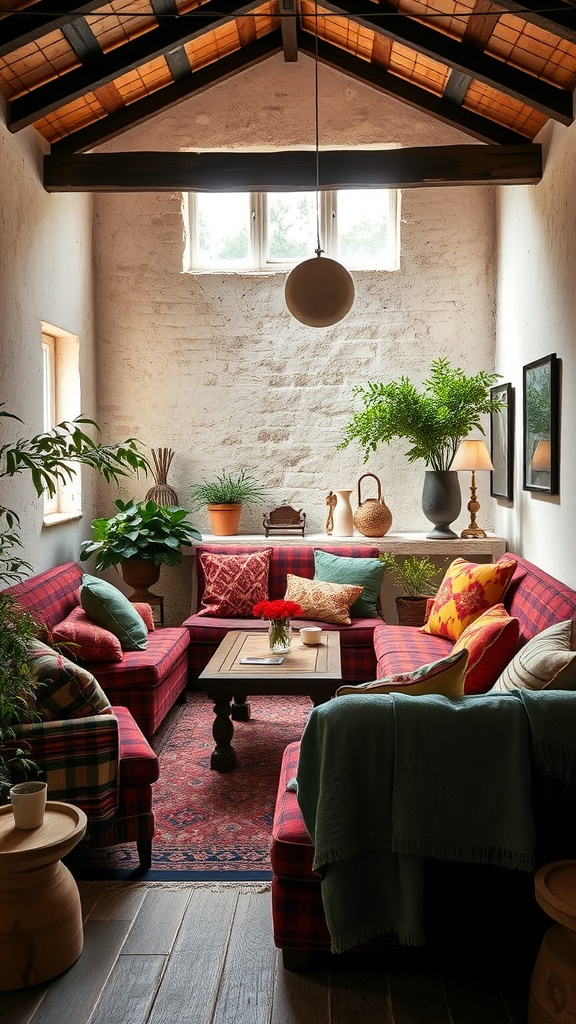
[199,630,342,771]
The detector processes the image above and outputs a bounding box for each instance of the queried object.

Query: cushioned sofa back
[195,544,380,603]
[504,553,576,644]
[7,560,82,629]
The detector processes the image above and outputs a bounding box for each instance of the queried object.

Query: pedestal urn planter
[422,470,462,540]
[120,558,161,602]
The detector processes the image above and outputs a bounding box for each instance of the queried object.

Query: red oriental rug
[70,691,310,881]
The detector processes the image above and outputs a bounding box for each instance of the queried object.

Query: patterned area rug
[70,691,310,881]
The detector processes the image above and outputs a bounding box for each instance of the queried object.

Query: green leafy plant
[378,553,442,598]
[190,470,267,509]
[339,358,503,471]
[80,498,202,571]
[0,593,42,798]
[0,405,150,586]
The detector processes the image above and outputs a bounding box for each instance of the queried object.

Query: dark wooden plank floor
[0,881,536,1024]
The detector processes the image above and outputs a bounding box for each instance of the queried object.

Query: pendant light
[284,5,355,328]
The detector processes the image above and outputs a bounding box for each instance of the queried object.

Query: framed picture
[523,353,559,494]
[490,383,514,501]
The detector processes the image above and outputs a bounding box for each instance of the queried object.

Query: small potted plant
[0,593,41,802]
[80,497,202,593]
[379,553,443,627]
[190,470,267,536]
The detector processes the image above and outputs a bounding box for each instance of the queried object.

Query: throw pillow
[132,602,155,631]
[313,550,385,619]
[336,648,468,698]
[80,573,148,651]
[284,574,363,626]
[51,607,123,663]
[28,639,113,720]
[493,617,576,692]
[452,603,520,694]
[197,548,271,617]
[422,557,517,643]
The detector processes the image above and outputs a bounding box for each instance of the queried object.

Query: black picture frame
[490,382,514,501]
[523,353,559,494]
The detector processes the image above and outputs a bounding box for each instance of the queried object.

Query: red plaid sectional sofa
[8,562,190,736]
[270,552,576,968]
[183,543,382,682]
[7,560,191,868]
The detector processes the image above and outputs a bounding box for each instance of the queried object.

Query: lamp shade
[531,438,551,472]
[451,439,494,472]
[285,256,355,328]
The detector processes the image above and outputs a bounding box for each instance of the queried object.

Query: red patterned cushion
[452,604,520,694]
[422,557,517,642]
[197,549,272,617]
[52,607,123,663]
[132,602,155,631]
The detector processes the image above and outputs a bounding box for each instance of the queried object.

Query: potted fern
[190,470,267,536]
[0,593,41,801]
[379,553,443,627]
[339,359,503,538]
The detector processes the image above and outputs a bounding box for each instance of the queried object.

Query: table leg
[209,695,236,771]
[231,694,251,721]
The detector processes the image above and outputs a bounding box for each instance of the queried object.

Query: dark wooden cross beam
[280,0,299,62]
[43,144,542,192]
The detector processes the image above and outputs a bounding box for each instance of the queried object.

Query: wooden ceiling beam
[43,144,542,192]
[318,0,573,125]
[8,0,264,132]
[0,0,108,58]
[49,32,284,156]
[493,0,576,44]
[298,33,529,146]
[279,0,299,62]
[151,0,193,81]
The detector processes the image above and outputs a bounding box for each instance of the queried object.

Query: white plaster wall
[494,117,576,586]
[0,102,97,581]
[92,55,497,621]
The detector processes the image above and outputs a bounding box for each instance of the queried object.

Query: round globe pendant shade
[285,256,355,327]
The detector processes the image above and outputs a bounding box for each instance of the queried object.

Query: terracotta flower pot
[207,504,242,536]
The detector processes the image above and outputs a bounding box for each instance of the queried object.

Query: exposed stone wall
[93,55,496,622]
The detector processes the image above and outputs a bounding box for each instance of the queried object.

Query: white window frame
[41,323,82,525]
[184,189,400,273]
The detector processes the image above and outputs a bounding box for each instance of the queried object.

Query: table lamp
[451,438,495,538]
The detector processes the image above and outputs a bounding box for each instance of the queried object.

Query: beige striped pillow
[493,617,576,692]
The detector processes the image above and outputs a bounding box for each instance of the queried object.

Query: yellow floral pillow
[336,649,468,698]
[422,557,517,642]
[284,574,363,625]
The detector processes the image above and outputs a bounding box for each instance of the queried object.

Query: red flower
[253,599,303,620]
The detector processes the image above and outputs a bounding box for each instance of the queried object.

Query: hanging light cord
[314,2,323,259]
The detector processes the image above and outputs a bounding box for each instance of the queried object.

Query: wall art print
[490,382,514,501]
[523,353,559,495]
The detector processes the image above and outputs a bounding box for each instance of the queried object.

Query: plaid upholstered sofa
[270,552,576,968]
[8,561,191,736]
[183,543,383,683]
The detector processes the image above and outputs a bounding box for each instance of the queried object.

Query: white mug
[300,626,322,645]
[10,781,48,829]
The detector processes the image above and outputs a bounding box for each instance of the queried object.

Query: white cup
[10,781,48,829]
[300,626,323,645]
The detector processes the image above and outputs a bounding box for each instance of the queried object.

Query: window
[184,189,399,272]
[41,324,81,523]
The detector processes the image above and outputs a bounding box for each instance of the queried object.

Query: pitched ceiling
[1,0,575,190]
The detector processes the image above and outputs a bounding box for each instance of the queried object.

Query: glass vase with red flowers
[253,599,303,654]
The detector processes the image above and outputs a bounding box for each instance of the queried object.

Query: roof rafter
[0,0,109,58]
[319,0,573,124]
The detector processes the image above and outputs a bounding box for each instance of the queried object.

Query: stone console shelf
[187,533,508,623]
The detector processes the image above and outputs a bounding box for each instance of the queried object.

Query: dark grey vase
[422,470,462,539]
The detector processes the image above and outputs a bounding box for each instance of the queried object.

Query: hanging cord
[314,1,324,258]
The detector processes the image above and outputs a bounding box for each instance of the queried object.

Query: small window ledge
[43,511,83,527]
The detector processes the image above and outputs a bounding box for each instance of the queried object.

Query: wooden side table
[529,860,576,1023]
[0,801,87,991]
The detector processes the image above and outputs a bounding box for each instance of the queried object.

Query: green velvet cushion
[80,573,148,651]
[313,550,385,619]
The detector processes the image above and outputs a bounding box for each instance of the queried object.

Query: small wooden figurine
[263,505,306,537]
[325,491,337,535]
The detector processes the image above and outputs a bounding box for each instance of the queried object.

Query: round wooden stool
[529,860,576,1024]
[0,801,87,991]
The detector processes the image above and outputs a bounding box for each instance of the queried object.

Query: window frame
[41,323,82,524]
[185,188,399,273]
